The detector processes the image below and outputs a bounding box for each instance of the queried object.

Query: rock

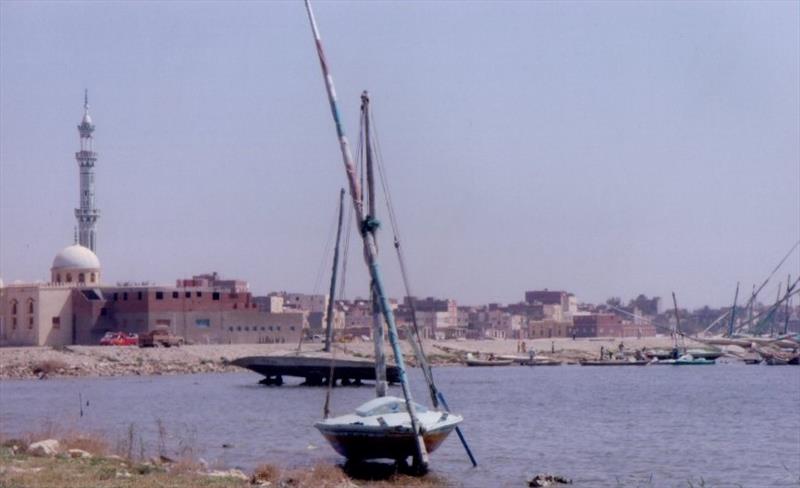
[27,439,60,457]
[205,468,249,481]
[528,474,572,487]
[116,469,132,478]
[68,448,92,458]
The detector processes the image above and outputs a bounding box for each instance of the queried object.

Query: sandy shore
[0,336,701,381]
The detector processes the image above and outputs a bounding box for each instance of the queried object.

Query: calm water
[1,365,798,487]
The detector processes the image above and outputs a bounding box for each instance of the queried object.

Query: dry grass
[31,359,68,376]
[62,432,110,456]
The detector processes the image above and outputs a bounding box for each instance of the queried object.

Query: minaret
[74,89,100,252]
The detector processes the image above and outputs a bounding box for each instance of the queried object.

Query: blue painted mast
[303,0,430,470]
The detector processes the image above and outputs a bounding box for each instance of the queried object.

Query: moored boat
[315,396,462,462]
[579,359,648,366]
[652,354,715,365]
[465,353,513,367]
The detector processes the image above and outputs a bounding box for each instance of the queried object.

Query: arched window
[66,273,72,282]
[90,273,96,283]
[28,299,34,314]
[10,300,18,315]
[78,273,85,283]
[56,274,62,283]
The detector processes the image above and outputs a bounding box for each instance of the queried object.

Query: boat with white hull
[315,396,462,462]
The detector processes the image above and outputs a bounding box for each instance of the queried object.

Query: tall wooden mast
[303,0,429,471]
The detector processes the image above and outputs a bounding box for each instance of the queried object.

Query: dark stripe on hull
[321,428,454,461]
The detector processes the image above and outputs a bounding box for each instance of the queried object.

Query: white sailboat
[302,0,469,472]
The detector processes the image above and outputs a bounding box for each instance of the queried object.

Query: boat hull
[579,360,648,366]
[318,425,455,461]
[231,355,401,384]
[465,359,513,367]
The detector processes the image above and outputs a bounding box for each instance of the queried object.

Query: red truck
[99,332,138,346]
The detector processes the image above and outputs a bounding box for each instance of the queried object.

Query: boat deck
[231,354,401,386]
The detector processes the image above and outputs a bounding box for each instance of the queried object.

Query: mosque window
[28,317,34,328]
[11,300,17,315]
[28,300,34,314]
[52,317,61,329]
[78,273,85,283]
[90,273,96,283]
[212,292,220,300]
[185,292,191,298]
[196,292,202,298]
[236,326,242,331]
[229,327,233,332]
[12,317,17,329]
[56,274,62,282]
[172,291,179,299]
[156,292,164,300]
[123,292,128,300]
[138,292,143,300]
[66,273,73,282]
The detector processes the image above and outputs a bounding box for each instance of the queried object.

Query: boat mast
[324,188,346,353]
[303,0,429,471]
[671,292,681,350]
[362,91,388,397]
[785,274,792,335]
[728,282,739,337]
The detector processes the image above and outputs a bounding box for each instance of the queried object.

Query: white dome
[52,245,100,270]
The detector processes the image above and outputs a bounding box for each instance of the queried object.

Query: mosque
[0,95,303,347]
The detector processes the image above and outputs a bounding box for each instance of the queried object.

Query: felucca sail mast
[303,0,429,471]
[362,92,388,398]
[323,188,346,353]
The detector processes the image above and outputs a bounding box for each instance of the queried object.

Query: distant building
[524,289,577,321]
[0,259,304,346]
[572,313,656,338]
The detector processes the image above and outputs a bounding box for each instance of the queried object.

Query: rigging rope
[371,106,438,406]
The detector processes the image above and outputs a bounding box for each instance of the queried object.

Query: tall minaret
[74,89,100,252]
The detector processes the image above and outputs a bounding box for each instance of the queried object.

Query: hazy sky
[1,1,798,309]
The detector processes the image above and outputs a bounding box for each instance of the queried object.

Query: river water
[1,365,798,487]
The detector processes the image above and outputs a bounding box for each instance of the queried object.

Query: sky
[1,0,798,309]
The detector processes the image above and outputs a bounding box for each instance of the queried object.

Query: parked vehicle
[138,327,184,348]
[99,332,138,346]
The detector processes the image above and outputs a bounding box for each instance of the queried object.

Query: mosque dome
[82,111,93,126]
[52,245,100,271]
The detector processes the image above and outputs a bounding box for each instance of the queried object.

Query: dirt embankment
[0,337,687,380]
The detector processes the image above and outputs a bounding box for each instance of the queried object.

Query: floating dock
[231,355,401,386]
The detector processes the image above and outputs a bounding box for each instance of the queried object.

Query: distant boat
[579,359,648,366]
[645,347,722,361]
[465,353,513,367]
[231,355,401,386]
[652,354,715,366]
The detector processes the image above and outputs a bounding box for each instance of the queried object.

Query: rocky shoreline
[0,435,443,488]
[0,337,687,381]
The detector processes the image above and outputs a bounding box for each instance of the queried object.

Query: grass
[0,429,448,488]
[0,446,244,487]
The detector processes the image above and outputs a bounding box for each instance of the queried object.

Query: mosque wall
[37,288,73,346]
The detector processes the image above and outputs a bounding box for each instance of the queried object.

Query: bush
[31,359,68,376]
